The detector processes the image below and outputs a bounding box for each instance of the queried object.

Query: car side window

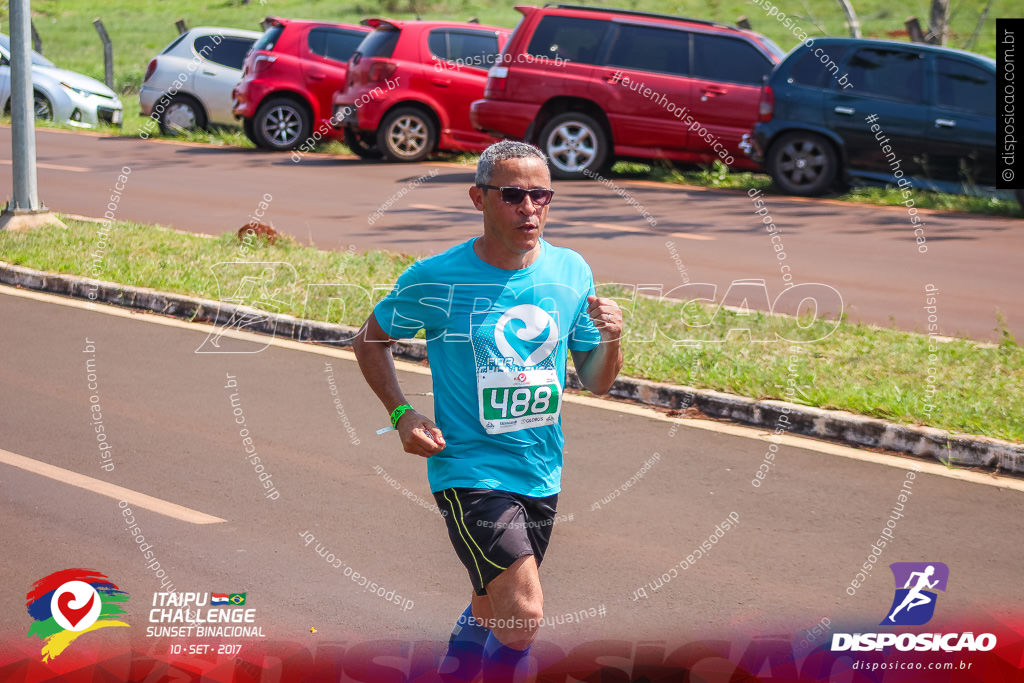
[935,57,994,117]
[605,24,689,76]
[428,30,448,60]
[448,31,499,68]
[787,45,850,88]
[309,28,364,63]
[846,48,924,103]
[193,36,252,70]
[692,33,771,85]
[325,30,365,62]
[526,16,608,65]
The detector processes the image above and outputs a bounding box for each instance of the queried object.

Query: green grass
[2,217,1021,443]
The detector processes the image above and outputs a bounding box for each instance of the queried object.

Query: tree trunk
[928,0,950,45]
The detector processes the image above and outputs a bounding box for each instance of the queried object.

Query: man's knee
[492,594,542,633]
[516,601,543,632]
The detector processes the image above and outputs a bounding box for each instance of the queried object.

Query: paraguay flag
[211,593,230,605]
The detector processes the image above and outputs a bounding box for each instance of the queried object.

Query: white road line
[0,447,226,524]
[0,159,89,172]
[3,284,1021,493]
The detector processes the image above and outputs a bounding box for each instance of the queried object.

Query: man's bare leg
[480,556,543,679]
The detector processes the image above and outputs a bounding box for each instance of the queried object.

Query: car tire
[345,127,383,160]
[539,112,609,180]
[33,91,53,121]
[157,94,207,135]
[252,97,311,151]
[377,107,436,162]
[766,131,838,196]
[242,117,258,146]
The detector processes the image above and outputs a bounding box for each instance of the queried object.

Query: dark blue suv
[743,38,997,198]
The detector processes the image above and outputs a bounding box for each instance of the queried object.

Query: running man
[888,565,939,622]
[352,140,623,680]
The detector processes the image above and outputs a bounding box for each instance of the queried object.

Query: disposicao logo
[26,569,130,662]
[883,562,948,626]
[831,562,996,653]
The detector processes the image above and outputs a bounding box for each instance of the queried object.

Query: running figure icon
[887,565,939,623]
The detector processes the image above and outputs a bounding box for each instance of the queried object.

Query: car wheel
[539,112,609,180]
[33,91,53,121]
[377,107,436,162]
[253,97,311,151]
[345,127,383,160]
[158,94,207,135]
[766,131,838,196]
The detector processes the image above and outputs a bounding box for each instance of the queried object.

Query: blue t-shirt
[373,237,601,496]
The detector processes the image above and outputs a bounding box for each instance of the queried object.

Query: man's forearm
[353,337,408,414]
[578,341,623,394]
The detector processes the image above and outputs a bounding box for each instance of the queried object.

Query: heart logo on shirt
[494,305,558,367]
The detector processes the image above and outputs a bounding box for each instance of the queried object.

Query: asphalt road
[1,127,1021,342]
[2,286,1022,662]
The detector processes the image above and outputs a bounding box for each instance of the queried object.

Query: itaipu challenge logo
[25,569,130,662]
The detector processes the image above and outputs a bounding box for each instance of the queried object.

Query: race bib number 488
[483,384,559,420]
[478,370,561,434]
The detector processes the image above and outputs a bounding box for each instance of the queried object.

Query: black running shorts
[433,487,559,596]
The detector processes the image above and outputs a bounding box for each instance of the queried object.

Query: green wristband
[390,404,413,429]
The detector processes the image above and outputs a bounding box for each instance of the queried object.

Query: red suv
[470,4,784,178]
[232,17,370,150]
[333,19,510,162]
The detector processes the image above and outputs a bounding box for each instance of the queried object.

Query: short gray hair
[475,140,548,186]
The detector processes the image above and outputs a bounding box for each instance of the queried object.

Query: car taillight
[253,54,277,74]
[144,59,157,83]
[758,85,774,122]
[486,66,508,93]
[367,60,397,82]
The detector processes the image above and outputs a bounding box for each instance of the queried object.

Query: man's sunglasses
[477,184,555,207]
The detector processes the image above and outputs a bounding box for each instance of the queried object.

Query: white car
[140,27,260,134]
[0,33,123,127]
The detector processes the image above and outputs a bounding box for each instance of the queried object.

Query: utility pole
[0,0,62,230]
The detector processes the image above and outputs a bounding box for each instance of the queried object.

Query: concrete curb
[3,261,1022,475]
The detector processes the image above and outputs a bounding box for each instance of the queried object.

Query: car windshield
[355,28,400,58]
[253,25,284,52]
[0,34,55,67]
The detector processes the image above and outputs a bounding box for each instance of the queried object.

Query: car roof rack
[541,3,735,29]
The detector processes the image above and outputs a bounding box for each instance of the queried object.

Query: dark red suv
[333,19,510,162]
[232,17,370,150]
[470,4,784,178]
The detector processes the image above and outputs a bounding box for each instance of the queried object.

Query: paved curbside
[3,261,1021,475]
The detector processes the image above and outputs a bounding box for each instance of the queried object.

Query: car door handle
[935,118,956,128]
[202,71,216,76]
[309,71,325,80]
[700,87,727,102]
[833,106,855,115]
[432,79,451,87]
